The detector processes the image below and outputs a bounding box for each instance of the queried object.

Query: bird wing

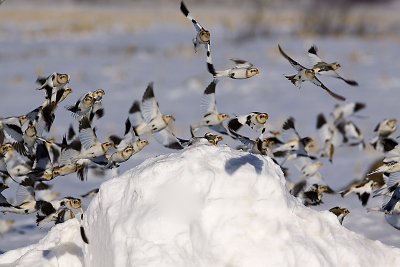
[316,69,358,86]
[79,117,98,149]
[16,184,35,205]
[180,1,205,33]
[311,76,346,101]
[33,141,53,171]
[307,45,323,66]
[141,82,161,123]
[230,58,252,69]
[152,128,183,150]
[278,44,306,71]
[209,123,229,136]
[200,79,218,115]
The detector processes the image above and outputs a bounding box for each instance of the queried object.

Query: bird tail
[284,74,298,86]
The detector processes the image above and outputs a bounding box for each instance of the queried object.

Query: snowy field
[0,1,400,263]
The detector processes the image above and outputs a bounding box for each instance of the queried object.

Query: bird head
[65,197,82,209]
[83,94,94,105]
[342,208,350,215]
[219,113,230,120]
[136,140,149,150]
[0,144,13,154]
[124,146,135,155]
[387,119,397,129]
[255,113,269,124]
[318,185,329,193]
[331,62,341,70]
[199,29,210,43]
[56,73,69,85]
[246,68,259,78]
[92,89,105,99]
[102,142,114,151]
[164,114,176,122]
[19,115,29,125]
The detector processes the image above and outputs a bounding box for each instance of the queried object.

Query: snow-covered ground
[2,145,400,267]
[0,1,400,263]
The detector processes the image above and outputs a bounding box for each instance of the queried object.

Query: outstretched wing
[311,76,346,101]
[141,82,161,123]
[152,128,183,150]
[200,79,218,115]
[278,44,306,71]
[230,58,252,69]
[79,117,98,149]
[308,45,323,65]
[180,1,205,33]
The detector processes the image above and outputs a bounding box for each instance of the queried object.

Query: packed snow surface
[3,145,398,266]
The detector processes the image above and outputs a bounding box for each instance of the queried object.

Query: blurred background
[1,0,400,252]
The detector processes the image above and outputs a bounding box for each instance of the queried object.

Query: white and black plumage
[190,79,229,136]
[316,113,339,162]
[36,197,81,228]
[227,112,269,138]
[36,73,70,101]
[178,132,223,147]
[180,1,210,52]
[140,82,183,149]
[294,183,328,206]
[109,118,149,154]
[337,121,365,149]
[0,115,29,144]
[26,102,57,137]
[331,102,366,125]
[128,100,148,135]
[0,183,9,207]
[308,45,358,86]
[1,181,38,214]
[0,144,15,183]
[340,179,379,206]
[329,207,350,225]
[27,140,55,181]
[65,92,95,119]
[105,146,135,169]
[370,119,398,152]
[273,117,316,162]
[77,117,114,160]
[207,54,259,79]
[278,44,345,101]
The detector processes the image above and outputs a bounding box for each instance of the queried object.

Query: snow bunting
[227,112,269,138]
[278,44,345,101]
[329,206,350,225]
[190,79,229,136]
[340,179,379,206]
[65,92,95,119]
[207,55,259,79]
[308,45,358,86]
[296,183,328,206]
[140,82,183,149]
[77,117,114,160]
[109,118,149,153]
[180,1,210,52]
[331,102,366,124]
[105,146,135,169]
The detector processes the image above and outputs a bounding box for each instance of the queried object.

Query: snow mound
[0,219,83,267]
[2,145,400,266]
[83,145,400,267]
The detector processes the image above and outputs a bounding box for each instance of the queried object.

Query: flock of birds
[0,1,399,246]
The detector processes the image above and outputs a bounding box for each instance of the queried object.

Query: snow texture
[3,145,396,266]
